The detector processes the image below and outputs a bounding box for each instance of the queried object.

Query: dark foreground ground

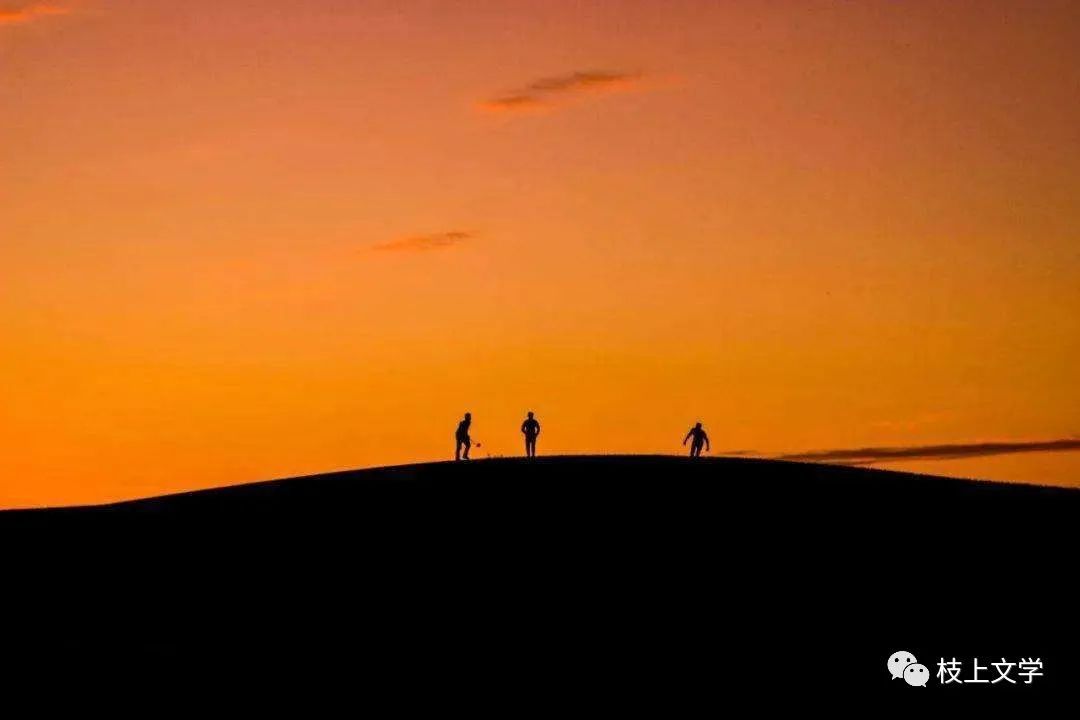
[3,455,1078,699]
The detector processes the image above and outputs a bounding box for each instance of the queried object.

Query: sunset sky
[3,0,1079,507]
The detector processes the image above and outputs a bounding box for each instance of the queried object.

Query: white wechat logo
[889,650,927,686]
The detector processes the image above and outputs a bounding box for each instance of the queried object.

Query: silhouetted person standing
[521,411,541,457]
[683,422,710,458]
[455,412,472,461]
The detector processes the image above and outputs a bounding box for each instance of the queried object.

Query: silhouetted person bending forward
[455,412,472,461]
[521,411,541,457]
[683,422,710,458]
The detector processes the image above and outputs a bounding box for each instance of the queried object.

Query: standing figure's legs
[462,436,471,460]
[690,441,702,458]
[525,436,536,457]
[455,438,463,461]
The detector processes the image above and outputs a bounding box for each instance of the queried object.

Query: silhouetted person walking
[683,422,710,458]
[455,412,472,461]
[521,411,541,457]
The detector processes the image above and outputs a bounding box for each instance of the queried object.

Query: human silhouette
[455,412,472,461]
[683,422,710,458]
[521,411,541,457]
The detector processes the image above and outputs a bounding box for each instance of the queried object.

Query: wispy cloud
[480,94,546,113]
[479,70,644,113]
[776,438,1080,465]
[0,3,70,25]
[372,231,472,253]
[527,71,642,94]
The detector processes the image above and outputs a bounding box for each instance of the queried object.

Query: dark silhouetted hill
[4,455,1077,696]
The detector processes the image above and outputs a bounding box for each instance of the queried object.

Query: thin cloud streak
[478,94,547,113]
[0,3,70,25]
[479,70,644,113]
[776,438,1080,464]
[527,71,642,93]
[372,231,472,253]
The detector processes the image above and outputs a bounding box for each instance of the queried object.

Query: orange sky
[2,0,1079,507]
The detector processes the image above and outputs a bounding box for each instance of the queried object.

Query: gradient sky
[3,0,1079,507]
